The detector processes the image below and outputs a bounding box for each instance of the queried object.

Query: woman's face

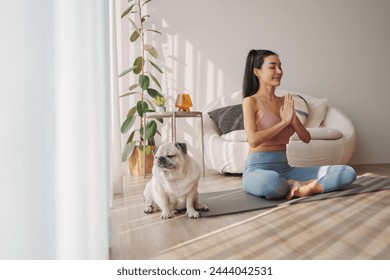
[256,55,283,87]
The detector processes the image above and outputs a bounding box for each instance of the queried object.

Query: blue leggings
[242,151,357,200]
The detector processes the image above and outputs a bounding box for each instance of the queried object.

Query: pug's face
[153,143,187,175]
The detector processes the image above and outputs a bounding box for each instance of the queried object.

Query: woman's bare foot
[287,179,323,200]
[287,179,300,199]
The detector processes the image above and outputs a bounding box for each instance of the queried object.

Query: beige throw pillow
[304,97,328,128]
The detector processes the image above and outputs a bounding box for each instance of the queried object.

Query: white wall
[118,0,390,165]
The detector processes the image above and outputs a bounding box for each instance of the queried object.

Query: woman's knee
[343,165,357,183]
[243,170,289,199]
[332,165,357,183]
[319,165,357,192]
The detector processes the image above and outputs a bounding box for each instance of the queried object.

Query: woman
[242,49,356,200]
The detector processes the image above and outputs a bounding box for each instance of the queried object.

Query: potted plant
[119,0,164,175]
[154,95,166,112]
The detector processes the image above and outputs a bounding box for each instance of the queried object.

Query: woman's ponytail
[242,50,259,98]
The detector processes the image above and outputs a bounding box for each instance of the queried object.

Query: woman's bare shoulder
[242,95,257,107]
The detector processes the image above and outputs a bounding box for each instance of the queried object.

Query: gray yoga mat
[198,176,390,217]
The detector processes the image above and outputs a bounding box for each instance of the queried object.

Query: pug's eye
[167,155,176,158]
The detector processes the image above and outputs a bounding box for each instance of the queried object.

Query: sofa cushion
[221,130,247,142]
[293,94,309,125]
[290,127,342,141]
[222,127,342,142]
[304,96,328,128]
[208,104,244,134]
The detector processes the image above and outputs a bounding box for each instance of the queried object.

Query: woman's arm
[291,116,311,143]
[243,96,291,148]
[290,97,311,143]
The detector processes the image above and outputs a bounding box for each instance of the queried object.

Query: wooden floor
[109,164,390,260]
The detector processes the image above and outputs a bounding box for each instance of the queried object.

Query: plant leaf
[141,15,150,23]
[142,0,152,8]
[128,84,139,91]
[127,130,136,144]
[120,115,136,133]
[119,91,140,98]
[145,145,152,155]
[118,65,137,77]
[133,56,144,74]
[144,44,158,59]
[121,3,136,18]
[139,74,150,90]
[139,121,157,142]
[127,106,137,118]
[144,29,162,35]
[136,100,149,117]
[146,120,157,139]
[122,141,137,162]
[130,30,140,42]
[147,88,161,99]
[147,60,163,73]
[148,72,162,90]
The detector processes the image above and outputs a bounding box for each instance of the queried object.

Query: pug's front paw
[187,209,200,219]
[195,204,209,212]
[144,206,154,214]
[161,211,173,219]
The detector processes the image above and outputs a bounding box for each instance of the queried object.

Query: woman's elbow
[247,136,259,148]
[302,134,311,143]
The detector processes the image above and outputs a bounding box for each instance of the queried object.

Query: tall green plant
[119,0,164,162]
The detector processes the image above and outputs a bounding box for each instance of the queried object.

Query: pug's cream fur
[143,142,209,219]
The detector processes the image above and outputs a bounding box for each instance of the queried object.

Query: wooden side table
[143,111,205,178]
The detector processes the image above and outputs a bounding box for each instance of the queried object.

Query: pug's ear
[152,146,159,155]
[175,142,187,155]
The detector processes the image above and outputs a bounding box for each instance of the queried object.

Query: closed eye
[167,155,176,158]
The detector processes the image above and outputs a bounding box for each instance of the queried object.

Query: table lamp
[175,93,193,112]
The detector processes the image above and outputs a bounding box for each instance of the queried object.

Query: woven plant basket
[128,147,154,176]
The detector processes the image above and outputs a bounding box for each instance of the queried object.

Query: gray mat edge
[198,176,390,217]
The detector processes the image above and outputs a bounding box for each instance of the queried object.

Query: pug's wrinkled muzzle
[157,156,176,169]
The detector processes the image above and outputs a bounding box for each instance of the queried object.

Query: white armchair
[203,90,356,174]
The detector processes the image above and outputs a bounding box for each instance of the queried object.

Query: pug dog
[143,142,209,219]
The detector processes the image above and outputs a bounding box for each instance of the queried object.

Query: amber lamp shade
[175,93,193,112]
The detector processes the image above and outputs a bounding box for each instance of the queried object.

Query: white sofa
[203,90,356,174]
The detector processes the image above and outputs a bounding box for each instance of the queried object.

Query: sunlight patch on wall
[206,59,215,103]
[184,40,194,93]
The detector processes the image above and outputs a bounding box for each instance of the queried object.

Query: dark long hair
[242,49,278,98]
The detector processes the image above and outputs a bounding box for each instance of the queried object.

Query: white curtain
[0,0,110,259]
[109,0,124,196]
[53,0,111,260]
